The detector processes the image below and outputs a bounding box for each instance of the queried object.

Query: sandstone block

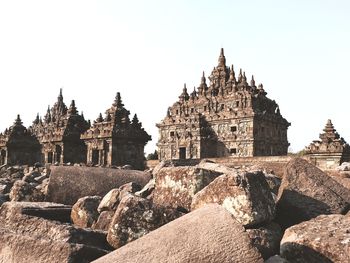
[280,214,350,262]
[46,166,152,205]
[276,158,350,228]
[71,195,101,228]
[191,170,275,226]
[0,202,112,263]
[93,204,263,263]
[92,210,114,231]
[107,194,183,248]
[246,222,283,260]
[153,165,222,210]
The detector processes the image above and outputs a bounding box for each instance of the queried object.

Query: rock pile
[0,158,349,262]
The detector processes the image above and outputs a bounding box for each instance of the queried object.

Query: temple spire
[113,92,124,108]
[96,113,103,122]
[14,114,23,126]
[58,88,63,101]
[229,65,236,81]
[218,48,226,67]
[250,75,256,87]
[68,100,78,115]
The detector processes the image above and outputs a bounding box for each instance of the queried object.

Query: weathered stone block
[191,170,275,226]
[246,222,283,260]
[92,210,114,231]
[280,214,350,262]
[153,165,222,210]
[93,204,263,263]
[107,194,183,248]
[0,202,112,263]
[71,196,101,228]
[46,166,152,205]
[276,158,350,228]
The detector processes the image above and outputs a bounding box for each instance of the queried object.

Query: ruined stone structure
[305,119,350,169]
[0,115,41,165]
[81,92,151,169]
[157,49,290,160]
[29,89,90,164]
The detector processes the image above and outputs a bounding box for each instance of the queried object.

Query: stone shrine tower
[157,49,290,160]
[0,115,41,165]
[81,92,151,169]
[305,119,350,169]
[29,89,90,164]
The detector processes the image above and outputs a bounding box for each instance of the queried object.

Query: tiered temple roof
[305,119,350,154]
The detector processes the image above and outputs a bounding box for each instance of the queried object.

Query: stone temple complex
[29,89,90,164]
[157,49,290,160]
[81,92,151,169]
[305,119,350,169]
[0,90,150,169]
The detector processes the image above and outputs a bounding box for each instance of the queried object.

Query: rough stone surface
[94,204,264,263]
[265,255,289,263]
[92,210,114,231]
[97,182,142,213]
[46,166,152,205]
[280,214,350,263]
[0,202,112,263]
[71,195,101,228]
[97,188,120,213]
[135,178,155,199]
[276,158,350,228]
[246,222,283,260]
[191,169,275,226]
[153,165,222,210]
[9,180,44,201]
[107,194,183,248]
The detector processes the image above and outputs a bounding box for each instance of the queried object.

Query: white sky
[0,0,349,154]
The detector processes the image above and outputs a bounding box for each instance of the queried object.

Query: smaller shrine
[305,119,350,169]
[29,89,90,164]
[0,115,41,166]
[81,92,151,169]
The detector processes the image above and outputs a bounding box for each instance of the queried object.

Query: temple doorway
[179,147,186,160]
[92,149,99,165]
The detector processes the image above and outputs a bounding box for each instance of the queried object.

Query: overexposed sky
[0,0,349,154]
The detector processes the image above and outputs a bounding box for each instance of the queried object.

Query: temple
[305,119,350,169]
[81,92,151,169]
[0,115,41,165]
[28,89,90,164]
[157,48,290,160]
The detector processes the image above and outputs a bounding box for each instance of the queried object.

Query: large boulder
[280,214,350,262]
[93,204,263,263]
[92,211,114,231]
[153,164,223,210]
[9,180,44,202]
[97,189,120,213]
[246,222,283,260]
[107,194,183,248]
[46,166,152,205]
[0,202,112,263]
[191,170,275,227]
[71,196,102,228]
[98,182,142,213]
[276,158,350,228]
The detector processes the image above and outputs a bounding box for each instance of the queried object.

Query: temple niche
[29,89,90,164]
[0,115,41,166]
[81,92,151,170]
[157,48,290,161]
[305,119,350,170]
